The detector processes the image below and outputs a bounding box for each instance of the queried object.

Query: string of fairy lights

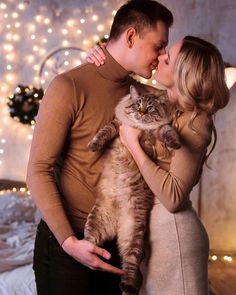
[0,0,125,169]
[0,0,158,172]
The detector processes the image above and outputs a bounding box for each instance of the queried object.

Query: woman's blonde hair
[174,36,229,116]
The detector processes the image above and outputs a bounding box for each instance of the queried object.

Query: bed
[0,179,37,295]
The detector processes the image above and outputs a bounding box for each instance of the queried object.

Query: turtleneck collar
[95,48,131,83]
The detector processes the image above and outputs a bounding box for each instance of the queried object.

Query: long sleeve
[26,73,79,245]
[139,111,213,213]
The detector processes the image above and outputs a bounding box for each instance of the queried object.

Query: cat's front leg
[88,119,120,152]
[159,124,181,149]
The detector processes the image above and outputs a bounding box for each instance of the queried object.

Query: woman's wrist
[127,140,148,168]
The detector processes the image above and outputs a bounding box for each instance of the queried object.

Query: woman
[87,36,229,294]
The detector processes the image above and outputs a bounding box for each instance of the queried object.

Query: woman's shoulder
[176,110,213,152]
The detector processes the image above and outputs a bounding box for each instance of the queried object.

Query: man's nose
[159,48,166,55]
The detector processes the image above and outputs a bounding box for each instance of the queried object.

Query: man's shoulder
[63,62,95,79]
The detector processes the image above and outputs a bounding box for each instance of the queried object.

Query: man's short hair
[109,0,173,41]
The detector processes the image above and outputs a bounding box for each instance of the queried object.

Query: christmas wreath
[7,85,44,125]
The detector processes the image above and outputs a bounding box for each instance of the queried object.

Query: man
[27,1,173,294]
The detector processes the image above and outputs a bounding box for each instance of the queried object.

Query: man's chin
[139,72,152,79]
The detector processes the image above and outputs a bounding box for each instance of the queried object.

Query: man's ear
[126,27,137,48]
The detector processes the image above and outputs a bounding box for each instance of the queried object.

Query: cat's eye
[147,106,154,112]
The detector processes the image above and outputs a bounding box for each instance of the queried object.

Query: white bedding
[0,192,37,295]
[0,264,36,295]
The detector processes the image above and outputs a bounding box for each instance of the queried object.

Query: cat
[84,85,181,295]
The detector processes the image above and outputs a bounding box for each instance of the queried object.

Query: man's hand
[62,235,125,275]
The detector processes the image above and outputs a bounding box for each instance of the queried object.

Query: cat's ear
[130,85,139,99]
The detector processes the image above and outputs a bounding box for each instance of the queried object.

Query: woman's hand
[119,125,141,152]
[87,44,106,66]
[119,124,149,168]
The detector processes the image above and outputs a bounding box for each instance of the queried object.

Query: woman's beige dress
[138,111,212,295]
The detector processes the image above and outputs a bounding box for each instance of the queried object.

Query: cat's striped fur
[84,85,180,294]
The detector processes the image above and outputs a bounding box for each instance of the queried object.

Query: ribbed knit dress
[139,111,212,295]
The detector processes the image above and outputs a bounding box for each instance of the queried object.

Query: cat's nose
[139,111,146,116]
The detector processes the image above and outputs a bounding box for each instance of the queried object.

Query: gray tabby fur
[84,85,181,294]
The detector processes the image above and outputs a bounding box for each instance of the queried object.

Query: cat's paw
[164,130,181,149]
[159,125,181,150]
[87,138,103,152]
[120,280,138,295]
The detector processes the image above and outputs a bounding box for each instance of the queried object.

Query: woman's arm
[120,114,211,213]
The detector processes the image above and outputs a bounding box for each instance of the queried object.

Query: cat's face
[125,94,165,124]
[115,86,172,130]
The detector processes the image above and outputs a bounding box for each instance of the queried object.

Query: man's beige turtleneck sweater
[26,50,154,245]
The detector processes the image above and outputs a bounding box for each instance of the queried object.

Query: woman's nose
[159,48,166,55]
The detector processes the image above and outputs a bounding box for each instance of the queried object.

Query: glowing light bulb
[15,22,21,28]
[48,28,53,33]
[6,33,12,40]
[80,52,87,59]
[77,29,82,34]
[28,24,36,31]
[31,34,36,40]
[6,65,12,70]
[33,45,39,52]
[225,67,236,89]
[6,24,11,29]
[27,55,35,63]
[42,38,47,43]
[62,40,69,46]
[6,53,15,61]
[67,20,74,27]
[35,15,43,22]
[12,12,19,18]
[0,149,4,154]
[18,3,25,10]
[33,64,40,71]
[5,73,15,82]
[3,13,8,18]
[223,256,228,261]
[211,255,217,261]
[97,24,104,32]
[62,29,68,35]
[80,18,85,24]
[0,3,7,9]
[93,35,100,42]
[152,80,157,85]
[64,61,69,66]
[13,34,20,41]
[92,15,98,21]
[4,43,14,51]
[44,18,50,24]
[64,51,69,56]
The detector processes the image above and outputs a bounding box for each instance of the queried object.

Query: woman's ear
[126,27,137,48]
